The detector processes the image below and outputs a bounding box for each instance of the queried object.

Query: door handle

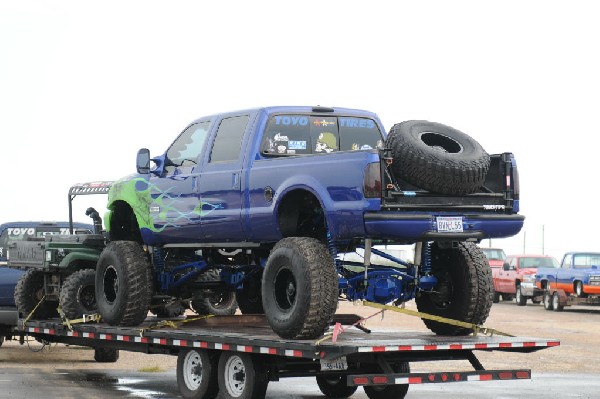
[232,173,240,189]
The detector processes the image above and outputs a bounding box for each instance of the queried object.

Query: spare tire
[386,120,490,195]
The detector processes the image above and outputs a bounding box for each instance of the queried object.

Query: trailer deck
[13,313,560,398]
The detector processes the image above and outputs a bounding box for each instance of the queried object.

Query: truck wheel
[14,269,59,319]
[218,352,268,399]
[236,273,264,314]
[415,242,492,336]
[515,286,527,306]
[316,375,358,398]
[262,237,338,339]
[492,291,500,303]
[95,241,151,326]
[177,348,218,399]
[552,292,564,311]
[543,291,554,310]
[94,347,119,363]
[575,281,587,298]
[59,269,97,319]
[386,120,490,195]
[192,269,238,316]
[364,362,410,399]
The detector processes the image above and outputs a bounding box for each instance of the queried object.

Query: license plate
[436,216,464,233]
[320,356,348,371]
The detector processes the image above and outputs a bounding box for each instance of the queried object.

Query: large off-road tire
[94,347,119,363]
[14,269,59,319]
[59,269,97,319]
[262,237,338,339]
[218,352,269,399]
[95,241,151,326]
[177,348,219,399]
[386,120,490,195]
[192,269,238,316]
[416,242,493,335]
[316,375,358,398]
[236,272,264,314]
[363,362,410,399]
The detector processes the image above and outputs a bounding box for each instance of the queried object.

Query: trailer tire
[236,272,264,314]
[94,347,119,363]
[262,237,338,339]
[364,362,410,399]
[218,352,268,399]
[177,348,219,399]
[14,269,59,319]
[416,242,492,336]
[552,292,564,311]
[386,120,490,195]
[515,285,527,306]
[59,269,97,319]
[95,241,151,326]
[492,291,500,303]
[543,291,554,311]
[316,375,358,398]
[192,270,238,316]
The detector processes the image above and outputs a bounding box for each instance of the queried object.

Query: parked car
[0,221,93,345]
[494,254,559,305]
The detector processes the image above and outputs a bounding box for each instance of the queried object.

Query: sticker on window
[315,132,337,153]
[288,141,307,150]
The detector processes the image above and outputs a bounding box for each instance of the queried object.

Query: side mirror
[503,261,511,271]
[136,148,151,174]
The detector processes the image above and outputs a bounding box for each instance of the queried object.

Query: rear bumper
[364,213,525,241]
[0,307,18,327]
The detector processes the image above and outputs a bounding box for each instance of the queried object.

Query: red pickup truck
[493,254,559,305]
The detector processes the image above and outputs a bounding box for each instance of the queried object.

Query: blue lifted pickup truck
[95,105,524,339]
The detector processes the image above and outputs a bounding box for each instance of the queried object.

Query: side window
[338,117,383,151]
[510,258,517,268]
[0,229,7,258]
[166,121,211,168]
[563,254,572,269]
[209,116,249,163]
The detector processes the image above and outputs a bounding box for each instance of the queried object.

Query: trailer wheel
[364,362,410,399]
[218,352,268,399]
[95,241,151,326]
[177,348,219,399]
[515,286,527,306]
[543,291,554,311]
[552,292,564,311]
[59,269,97,319]
[386,120,490,195]
[415,242,492,335]
[262,237,338,339]
[94,347,119,363]
[14,269,59,319]
[492,291,500,303]
[236,272,264,314]
[316,375,358,398]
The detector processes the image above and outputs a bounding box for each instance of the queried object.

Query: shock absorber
[421,242,432,275]
[326,230,340,266]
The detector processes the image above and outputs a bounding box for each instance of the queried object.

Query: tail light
[363,162,381,198]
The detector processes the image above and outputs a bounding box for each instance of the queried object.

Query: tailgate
[7,240,45,269]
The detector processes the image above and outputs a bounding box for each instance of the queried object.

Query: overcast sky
[1,1,598,261]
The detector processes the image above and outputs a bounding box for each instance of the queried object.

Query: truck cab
[495,254,558,305]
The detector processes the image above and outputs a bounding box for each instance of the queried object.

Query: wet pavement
[0,369,597,398]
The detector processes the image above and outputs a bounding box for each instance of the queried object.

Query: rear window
[262,115,383,156]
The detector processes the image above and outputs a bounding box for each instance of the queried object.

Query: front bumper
[520,282,543,297]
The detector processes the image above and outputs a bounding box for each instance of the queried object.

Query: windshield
[481,248,506,260]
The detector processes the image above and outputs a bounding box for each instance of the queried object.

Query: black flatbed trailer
[14,314,560,399]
